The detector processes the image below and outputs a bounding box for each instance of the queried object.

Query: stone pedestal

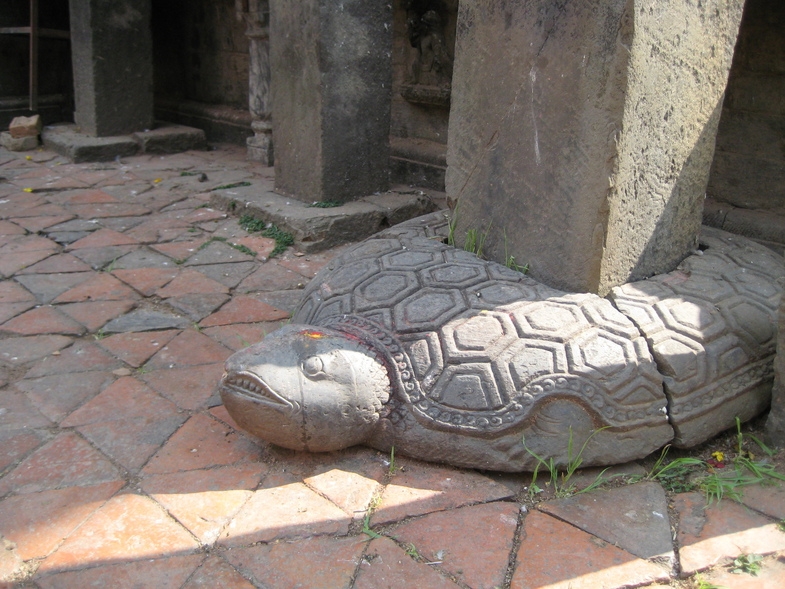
[244,0,274,165]
[446,0,745,295]
[270,0,392,202]
[69,0,154,137]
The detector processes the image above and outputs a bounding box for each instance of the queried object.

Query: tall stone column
[270,0,392,202]
[244,0,273,165]
[446,0,745,295]
[69,0,154,137]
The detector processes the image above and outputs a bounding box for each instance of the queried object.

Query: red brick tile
[14,271,94,304]
[36,554,205,589]
[0,249,56,277]
[392,502,519,589]
[58,299,137,332]
[0,389,52,430]
[372,459,515,525]
[145,329,232,369]
[277,252,337,278]
[12,214,75,233]
[0,334,72,366]
[61,376,185,471]
[142,464,264,544]
[304,466,384,519]
[181,555,255,589]
[15,253,92,275]
[199,295,289,327]
[0,221,26,236]
[125,217,191,244]
[231,235,276,259]
[66,202,151,218]
[64,189,117,204]
[51,272,139,303]
[167,293,230,321]
[224,535,367,589]
[0,429,45,472]
[183,207,228,223]
[220,482,351,546]
[151,239,209,262]
[0,482,122,560]
[15,371,115,422]
[38,492,199,574]
[156,269,229,298]
[97,329,180,367]
[236,263,306,292]
[512,511,670,589]
[0,281,35,303]
[13,175,87,192]
[7,204,70,219]
[210,405,242,431]
[69,244,138,269]
[24,341,122,378]
[0,301,35,323]
[141,362,224,410]
[738,452,785,520]
[698,553,785,589]
[674,491,785,575]
[0,235,59,254]
[142,413,263,475]
[0,305,85,336]
[66,227,139,250]
[202,322,283,351]
[354,537,457,589]
[112,266,179,296]
[0,431,121,496]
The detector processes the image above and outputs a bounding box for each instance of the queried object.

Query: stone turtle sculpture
[219,213,784,471]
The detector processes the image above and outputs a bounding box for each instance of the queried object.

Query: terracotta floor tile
[125,218,191,244]
[38,492,199,574]
[1,305,85,336]
[66,202,151,219]
[0,281,35,303]
[64,188,117,204]
[140,363,225,410]
[220,482,351,546]
[0,389,53,431]
[0,220,26,236]
[12,214,75,233]
[0,249,56,278]
[61,376,185,471]
[183,208,229,224]
[224,535,367,589]
[510,511,670,589]
[277,251,338,278]
[24,341,122,378]
[199,295,289,327]
[5,205,70,221]
[209,405,242,431]
[111,266,179,296]
[0,481,122,560]
[69,245,138,270]
[14,271,94,304]
[167,293,230,322]
[36,553,204,589]
[156,269,229,298]
[202,322,282,351]
[0,235,59,254]
[0,431,121,496]
[231,235,275,259]
[674,491,785,575]
[181,555,255,589]
[145,329,232,369]
[372,459,515,525]
[51,272,139,303]
[142,464,264,544]
[66,227,139,250]
[0,301,35,324]
[236,263,307,292]
[699,553,785,589]
[304,467,383,519]
[58,299,137,332]
[392,502,520,589]
[151,239,209,262]
[142,413,263,475]
[0,429,46,472]
[0,334,72,366]
[354,537,457,589]
[97,329,180,367]
[15,253,92,275]
[15,371,115,422]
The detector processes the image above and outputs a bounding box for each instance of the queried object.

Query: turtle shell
[292,216,668,438]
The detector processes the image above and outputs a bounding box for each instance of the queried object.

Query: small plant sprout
[388,446,396,476]
[405,543,421,559]
[729,553,763,576]
[692,575,726,589]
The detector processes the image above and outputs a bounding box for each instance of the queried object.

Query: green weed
[729,553,762,576]
[388,446,396,476]
[262,224,294,256]
[463,226,489,258]
[238,214,266,233]
[405,543,421,559]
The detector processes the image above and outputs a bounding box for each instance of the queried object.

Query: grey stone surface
[167,293,230,322]
[69,0,154,136]
[43,125,139,163]
[210,183,437,253]
[102,309,191,333]
[270,0,392,202]
[184,241,255,266]
[766,287,785,447]
[446,0,744,295]
[1,132,38,152]
[221,217,673,471]
[112,249,178,270]
[189,262,257,288]
[610,226,785,447]
[132,124,207,154]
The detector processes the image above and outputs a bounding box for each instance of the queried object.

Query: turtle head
[219,324,390,452]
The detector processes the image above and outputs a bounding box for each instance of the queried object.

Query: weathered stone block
[446,0,744,295]
[765,286,785,447]
[270,0,392,202]
[0,132,38,152]
[69,0,154,136]
[9,115,42,138]
[132,125,207,154]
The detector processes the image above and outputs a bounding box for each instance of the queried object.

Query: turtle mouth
[220,371,294,412]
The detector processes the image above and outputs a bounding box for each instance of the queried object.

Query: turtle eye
[302,355,325,378]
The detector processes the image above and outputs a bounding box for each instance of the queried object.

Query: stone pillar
[69,0,154,137]
[446,0,745,295]
[243,0,274,165]
[270,0,392,202]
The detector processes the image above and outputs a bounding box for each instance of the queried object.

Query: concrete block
[42,124,139,163]
[132,124,207,154]
[9,115,42,138]
[1,132,38,151]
